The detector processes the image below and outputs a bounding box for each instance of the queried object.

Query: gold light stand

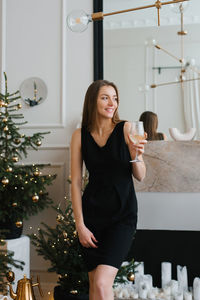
[91,0,189,26]
[151,1,200,89]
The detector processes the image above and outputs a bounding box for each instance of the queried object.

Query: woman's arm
[163,133,168,141]
[70,129,84,228]
[70,129,98,248]
[124,122,147,181]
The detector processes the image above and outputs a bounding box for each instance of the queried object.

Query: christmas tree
[0,73,56,231]
[30,203,89,296]
[0,238,24,293]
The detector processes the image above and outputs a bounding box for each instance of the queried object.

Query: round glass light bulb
[138,84,150,93]
[181,75,186,81]
[66,9,92,32]
[175,76,180,82]
[170,2,189,14]
[144,38,157,47]
[185,57,196,67]
[181,58,186,65]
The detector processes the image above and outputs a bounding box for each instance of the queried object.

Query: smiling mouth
[105,108,114,112]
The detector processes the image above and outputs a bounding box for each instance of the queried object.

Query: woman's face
[96,85,118,120]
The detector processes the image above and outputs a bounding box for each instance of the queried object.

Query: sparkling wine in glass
[130,121,144,162]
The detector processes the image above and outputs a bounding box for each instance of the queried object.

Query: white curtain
[183,69,200,140]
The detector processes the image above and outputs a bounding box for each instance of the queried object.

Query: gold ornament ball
[17,103,22,109]
[34,170,41,176]
[63,232,68,238]
[15,221,23,228]
[70,290,78,295]
[127,272,135,282]
[0,100,5,107]
[56,214,64,223]
[1,177,9,185]
[35,140,42,146]
[3,126,9,132]
[6,271,15,283]
[3,117,8,122]
[39,190,43,195]
[6,166,13,172]
[32,194,39,202]
[14,138,21,145]
[12,155,19,162]
[12,202,18,207]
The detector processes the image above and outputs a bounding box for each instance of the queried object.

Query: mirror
[20,77,48,107]
[94,0,200,140]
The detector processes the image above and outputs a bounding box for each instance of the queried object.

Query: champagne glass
[129,121,144,162]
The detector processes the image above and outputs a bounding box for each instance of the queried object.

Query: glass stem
[135,149,138,160]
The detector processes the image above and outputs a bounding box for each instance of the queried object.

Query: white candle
[147,290,157,299]
[170,280,179,296]
[130,290,139,299]
[177,265,188,292]
[163,285,171,296]
[151,287,159,296]
[141,274,153,290]
[117,290,123,298]
[184,291,192,300]
[193,277,200,300]
[161,262,172,288]
[138,285,148,299]
[174,292,183,300]
[146,274,153,289]
[135,261,144,276]
[121,288,129,298]
[134,262,144,291]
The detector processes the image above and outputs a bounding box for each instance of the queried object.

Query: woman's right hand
[77,224,98,248]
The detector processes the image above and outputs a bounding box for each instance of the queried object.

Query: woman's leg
[88,264,118,300]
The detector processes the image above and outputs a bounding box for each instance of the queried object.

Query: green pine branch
[0,238,24,293]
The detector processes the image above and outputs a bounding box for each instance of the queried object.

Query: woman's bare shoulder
[123,121,131,143]
[71,128,81,144]
[123,121,131,130]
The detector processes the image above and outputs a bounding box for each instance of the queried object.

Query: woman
[139,111,167,141]
[70,80,147,300]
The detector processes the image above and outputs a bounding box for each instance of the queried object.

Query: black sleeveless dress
[81,121,137,272]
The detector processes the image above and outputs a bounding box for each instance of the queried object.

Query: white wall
[2,0,93,274]
[1,0,200,282]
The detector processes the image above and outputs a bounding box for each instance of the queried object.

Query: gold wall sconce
[67,0,189,33]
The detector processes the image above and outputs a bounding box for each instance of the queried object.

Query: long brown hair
[139,111,160,140]
[81,80,120,131]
